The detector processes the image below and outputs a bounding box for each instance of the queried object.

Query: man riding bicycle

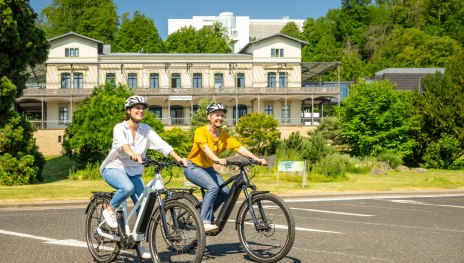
[184,102,266,232]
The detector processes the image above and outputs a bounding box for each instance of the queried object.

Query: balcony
[22,86,340,98]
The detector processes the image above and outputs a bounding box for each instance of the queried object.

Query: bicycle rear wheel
[237,193,295,263]
[148,199,205,263]
[85,196,121,263]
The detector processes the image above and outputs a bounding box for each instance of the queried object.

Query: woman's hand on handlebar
[255,158,267,166]
[215,158,227,166]
[178,158,188,167]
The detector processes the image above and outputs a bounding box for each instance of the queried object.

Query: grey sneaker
[136,244,151,259]
[102,209,118,228]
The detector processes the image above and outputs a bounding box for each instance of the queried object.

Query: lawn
[0,156,463,203]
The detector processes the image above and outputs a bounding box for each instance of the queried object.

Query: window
[281,106,290,122]
[149,106,162,118]
[279,72,287,87]
[59,107,68,125]
[150,73,159,88]
[106,73,116,85]
[214,73,223,88]
[65,48,79,57]
[267,72,276,87]
[171,73,181,88]
[61,73,71,89]
[237,73,245,88]
[73,72,83,89]
[128,73,137,88]
[233,104,247,125]
[193,73,202,88]
[265,105,273,116]
[271,48,284,57]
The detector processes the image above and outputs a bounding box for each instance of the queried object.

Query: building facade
[168,12,305,53]
[19,32,341,132]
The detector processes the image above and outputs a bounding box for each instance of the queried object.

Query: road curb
[2,189,464,209]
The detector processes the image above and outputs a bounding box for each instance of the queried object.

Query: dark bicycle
[174,158,296,263]
[84,157,206,263]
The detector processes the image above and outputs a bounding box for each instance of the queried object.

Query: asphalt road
[1,191,464,263]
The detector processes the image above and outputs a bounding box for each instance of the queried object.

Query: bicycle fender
[234,191,269,230]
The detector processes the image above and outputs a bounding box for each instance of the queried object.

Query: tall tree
[338,79,419,157]
[40,0,118,43]
[165,24,231,53]
[112,11,164,53]
[0,0,49,185]
[280,22,303,40]
[236,113,279,155]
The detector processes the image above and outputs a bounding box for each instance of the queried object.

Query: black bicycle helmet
[206,102,227,114]
[125,95,148,110]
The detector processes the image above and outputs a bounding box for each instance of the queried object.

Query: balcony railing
[30,117,322,130]
[22,86,340,97]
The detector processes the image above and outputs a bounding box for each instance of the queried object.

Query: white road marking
[290,207,374,217]
[388,199,464,208]
[44,239,88,248]
[227,219,342,234]
[283,193,464,203]
[0,229,55,242]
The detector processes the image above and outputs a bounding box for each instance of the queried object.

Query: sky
[29,0,341,40]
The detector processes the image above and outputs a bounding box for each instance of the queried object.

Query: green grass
[0,156,463,203]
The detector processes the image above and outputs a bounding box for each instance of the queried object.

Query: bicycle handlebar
[216,158,266,168]
[142,156,183,168]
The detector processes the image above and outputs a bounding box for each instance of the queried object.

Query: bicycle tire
[85,196,121,263]
[148,199,206,263]
[237,193,296,263]
[172,191,200,207]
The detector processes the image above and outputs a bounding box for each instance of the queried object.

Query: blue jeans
[103,168,144,212]
[184,161,229,224]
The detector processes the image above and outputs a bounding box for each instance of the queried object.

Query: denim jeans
[184,161,229,224]
[103,168,144,212]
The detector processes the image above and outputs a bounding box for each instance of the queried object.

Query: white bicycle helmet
[206,102,227,115]
[125,96,148,110]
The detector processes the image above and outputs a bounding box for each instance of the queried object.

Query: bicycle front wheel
[85,196,121,263]
[237,193,296,263]
[148,199,206,263]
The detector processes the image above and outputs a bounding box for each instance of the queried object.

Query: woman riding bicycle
[184,102,266,232]
[99,95,187,258]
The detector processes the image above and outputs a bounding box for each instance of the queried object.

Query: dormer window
[271,48,284,57]
[65,48,79,57]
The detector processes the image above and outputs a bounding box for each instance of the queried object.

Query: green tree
[63,84,164,165]
[40,0,118,43]
[112,11,164,53]
[280,22,303,40]
[165,25,231,53]
[338,79,419,157]
[0,0,49,185]
[409,54,464,166]
[157,128,192,160]
[236,113,279,155]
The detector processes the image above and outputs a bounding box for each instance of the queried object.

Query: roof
[238,33,308,54]
[301,62,342,81]
[375,68,445,76]
[48,32,104,44]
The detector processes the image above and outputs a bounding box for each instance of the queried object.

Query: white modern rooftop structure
[168,12,305,53]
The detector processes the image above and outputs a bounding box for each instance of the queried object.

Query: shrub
[68,163,101,180]
[347,156,377,174]
[449,155,464,170]
[423,134,462,169]
[311,153,350,181]
[376,152,403,169]
[0,154,38,185]
[300,133,335,164]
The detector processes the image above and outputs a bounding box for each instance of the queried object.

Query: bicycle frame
[93,163,175,246]
[196,160,268,234]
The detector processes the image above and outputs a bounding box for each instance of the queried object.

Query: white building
[18,32,341,155]
[168,12,305,53]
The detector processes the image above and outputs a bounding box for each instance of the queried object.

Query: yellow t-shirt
[188,125,242,168]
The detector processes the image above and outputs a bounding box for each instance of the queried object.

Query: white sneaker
[136,245,151,259]
[204,223,218,232]
[102,209,118,228]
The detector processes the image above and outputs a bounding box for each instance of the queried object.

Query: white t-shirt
[100,121,173,176]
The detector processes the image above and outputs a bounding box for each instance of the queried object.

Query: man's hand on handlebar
[254,158,267,166]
